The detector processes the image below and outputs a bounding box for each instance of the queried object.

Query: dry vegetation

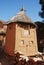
[0,48,44,65]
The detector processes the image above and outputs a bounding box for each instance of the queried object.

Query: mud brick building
[4,8,38,57]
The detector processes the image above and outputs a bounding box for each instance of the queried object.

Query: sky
[0,0,43,22]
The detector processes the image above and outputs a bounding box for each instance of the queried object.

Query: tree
[39,0,44,19]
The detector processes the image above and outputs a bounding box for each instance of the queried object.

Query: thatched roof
[8,8,36,27]
[9,9,32,23]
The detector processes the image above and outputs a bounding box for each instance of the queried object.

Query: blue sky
[0,0,42,22]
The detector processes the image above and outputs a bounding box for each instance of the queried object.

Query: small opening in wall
[21,40,24,45]
[29,41,34,47]
[31,41,33,44]
[24,29,29,36]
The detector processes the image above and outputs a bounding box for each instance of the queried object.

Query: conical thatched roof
[8,8,36,27]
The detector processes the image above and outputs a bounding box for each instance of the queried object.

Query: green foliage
[40,0,44,4]
[39,11,44,18]
[39,0,44,19]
